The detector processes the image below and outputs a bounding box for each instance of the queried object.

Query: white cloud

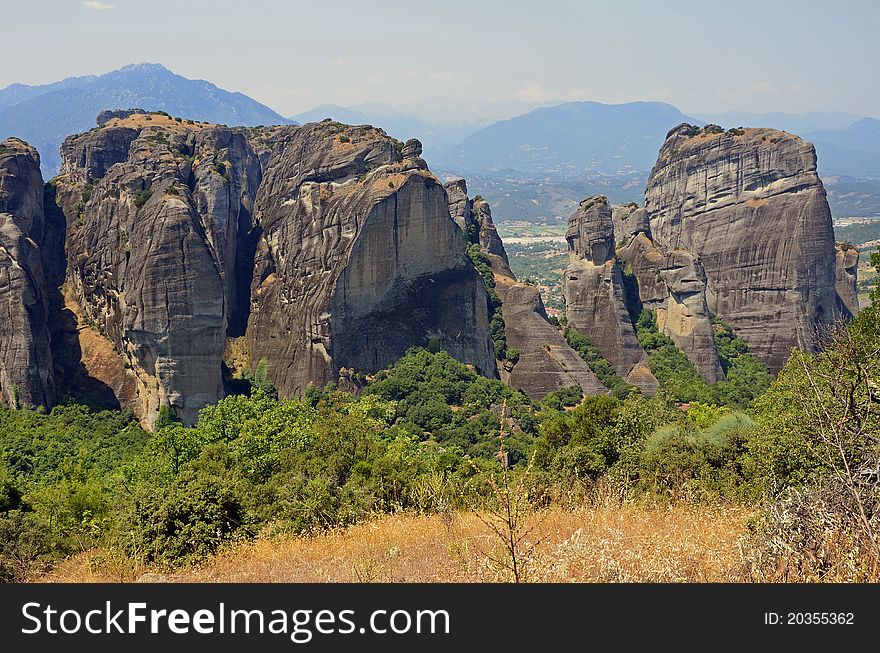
[565,88,590,101]
[751,80,776,93]
[84,1,115,10]
[515,81,554,102]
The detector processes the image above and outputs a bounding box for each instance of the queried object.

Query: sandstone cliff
[564,196,658,393]
[834,241,859,315]
[614,207,724,384]
[49,114,499,425]
[444,179,607,399]
[246,126,497,396]
[0,138,55,408]
[645,124,850,373]
[54,113,267,426]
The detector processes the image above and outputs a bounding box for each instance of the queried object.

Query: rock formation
[246,126,496,396]
[48,114,499,426]
[54,113,265,427]
[564,196,658,393]
[0,138,55,408]
[613,206,724,384]
[834,241,859,315]
[444,179,607,399]
[472,197,514,277]
[645,124,852,373]
[611,203,650,246]
[445,177,471,232]
[0,111,859,423]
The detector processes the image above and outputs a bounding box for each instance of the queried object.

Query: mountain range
[1,63,878,217]
[0,63,292,175]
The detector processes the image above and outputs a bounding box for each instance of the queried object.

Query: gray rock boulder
[0,138,55,408]
[834,241,859,315]
[564,196,658,393]
[646,124,849,373]
[246,125,497,396]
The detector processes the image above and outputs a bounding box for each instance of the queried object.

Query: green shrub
[563,326,636,399]
[133,189,153,208]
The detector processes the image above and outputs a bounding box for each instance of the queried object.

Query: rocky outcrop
[0,138,55,408]
[50,116,499,425]
[54,113,266,427]
[835,241,859,315]
[444,181,607,399]
[444,177,471,232]
[495,278,608,398]
[473,197,513,277]
[646,124,849,373]
[564,196,658,393]
[246,126,497,396]
[615,211,724,384]
[96,108,147,126]
[611,202,649,246]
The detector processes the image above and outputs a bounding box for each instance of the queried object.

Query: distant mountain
[395,98,552,124]
[801,118,880,179]
[693,111,866,136]
[0,63,293,175]
[807,118,880,155]
[439,101,700,178]
[291,102,484,161]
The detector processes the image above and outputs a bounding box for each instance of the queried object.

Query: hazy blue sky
[3,0,878,117]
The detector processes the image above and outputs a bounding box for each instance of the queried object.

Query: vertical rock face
[611,203,650,246]
[473,198,513,276]
[646,124,847,373]
[834,241,859,315]
[48,114,500,426]
[247,126,497,396]
[444,177,471,231]
[444,181,607,399]
[0,138,55,408]
[615,210,724,384]
[564,196,658,393]
[54,114,265,427]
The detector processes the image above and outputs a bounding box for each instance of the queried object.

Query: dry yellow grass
[43,503,753,583]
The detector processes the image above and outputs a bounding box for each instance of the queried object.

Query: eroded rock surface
[0,138,55,408]
[54,114,266,427]
[51,115,500,425]
[246,127,497,396]
[834,241,859,315]
[564,196,658,393]
[445,181,606,399]
[616,226,724,384]
[646,124,848,373]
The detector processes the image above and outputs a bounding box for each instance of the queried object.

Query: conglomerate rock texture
[0,138,55,408]
[645,124,851,373]
[49,114,496,426]
[564,196,658,393]
[444,179,606,399]
[247,126,497,396]
[54,114,266,427]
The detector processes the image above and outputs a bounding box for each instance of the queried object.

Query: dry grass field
[43,502,754,583]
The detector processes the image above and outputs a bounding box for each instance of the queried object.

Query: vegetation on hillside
[2,253,879,582]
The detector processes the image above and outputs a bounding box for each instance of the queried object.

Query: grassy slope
[43,503,751,583]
